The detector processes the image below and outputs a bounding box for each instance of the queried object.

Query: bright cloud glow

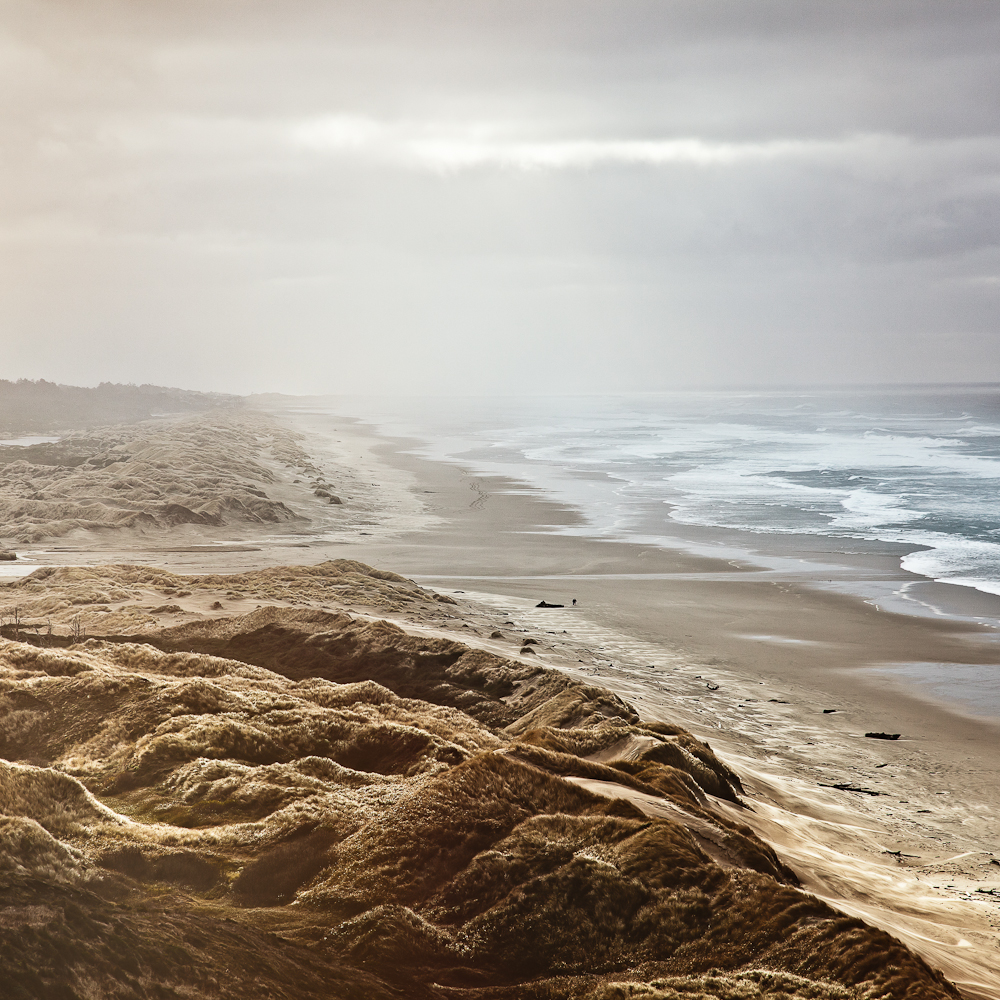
[288,115,840,170]
[405,137,823,170]
[285,120,1000,179]
[288,114,385,151]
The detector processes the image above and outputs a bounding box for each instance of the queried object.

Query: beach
[263,402,1000,1000]
[2,401,999,998]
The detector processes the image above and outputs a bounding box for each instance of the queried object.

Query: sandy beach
[2,402,999,998]
[260,402,1000,1000]
[8,1,999,995]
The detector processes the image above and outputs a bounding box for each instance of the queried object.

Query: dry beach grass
[0,412,310,545]
[0,560,966,1000]
[0,403,995,999]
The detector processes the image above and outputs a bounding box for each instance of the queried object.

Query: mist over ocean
[344,386,1000,605]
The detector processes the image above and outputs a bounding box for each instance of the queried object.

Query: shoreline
[264,403,1000,1000]
[270,404,1000,706]
[3,402,999,997]
[275,394,1000,629]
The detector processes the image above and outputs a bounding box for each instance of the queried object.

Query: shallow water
[872,661,1000,721]
[336,387,1000,602]
[0,564,40,578]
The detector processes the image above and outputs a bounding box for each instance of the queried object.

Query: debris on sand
[819,782,882,796]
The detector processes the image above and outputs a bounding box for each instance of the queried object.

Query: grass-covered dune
[0,411,308,545]
[0,563,961,999]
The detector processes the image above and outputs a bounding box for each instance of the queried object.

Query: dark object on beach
[865,732,901,740]
[819,782,882,796]
[535,600,564,608]
[883,850,919,859]
[989,859,1000,866]
[489,631,504,639]
[572,598,577,605]
[521,638,539,645]
[875,762,889,768]
[0,550,16,560]
[768,698,789,704]
[822,708,837,714]
[210,601,224,610]
[519,646,536,655]
[705,681,719,691]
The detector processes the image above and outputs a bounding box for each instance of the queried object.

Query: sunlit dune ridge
[0,561,961,999]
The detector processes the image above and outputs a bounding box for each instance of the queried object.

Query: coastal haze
[3,4,1000,1000]
[1,382,1000,997]
[3,0,1000,393]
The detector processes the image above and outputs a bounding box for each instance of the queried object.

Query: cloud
[2,1,1000,393]
[284,116,1000,212]
[289,115,832,171]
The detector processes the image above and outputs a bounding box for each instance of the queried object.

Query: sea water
[346,387,1000,597]
[327,387,1000,718]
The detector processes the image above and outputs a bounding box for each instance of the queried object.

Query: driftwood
[819,782,882,796]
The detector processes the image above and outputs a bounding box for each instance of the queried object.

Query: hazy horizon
[3,0,999,396]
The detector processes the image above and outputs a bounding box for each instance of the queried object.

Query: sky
[1,0,999,395]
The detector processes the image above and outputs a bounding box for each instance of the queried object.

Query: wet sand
[264,406,1000,1000]
[6,403,1000,997]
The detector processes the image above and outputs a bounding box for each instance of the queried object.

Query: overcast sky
[2,0,999,395]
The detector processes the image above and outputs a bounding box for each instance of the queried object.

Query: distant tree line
[0,380,243,434]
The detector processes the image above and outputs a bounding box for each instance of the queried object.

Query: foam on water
[901,537,1000,597]
[332,387,1000,599]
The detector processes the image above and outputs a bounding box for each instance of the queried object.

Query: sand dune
[0,406,987,999]
[0,560,963,999]
[0,408,440,565]
[0,411,310,545]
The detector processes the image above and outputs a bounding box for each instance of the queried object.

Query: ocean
[335,386,1000,719]
[347,387,1000,600]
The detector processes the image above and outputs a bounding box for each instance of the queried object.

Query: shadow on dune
[0,562,962,1000]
